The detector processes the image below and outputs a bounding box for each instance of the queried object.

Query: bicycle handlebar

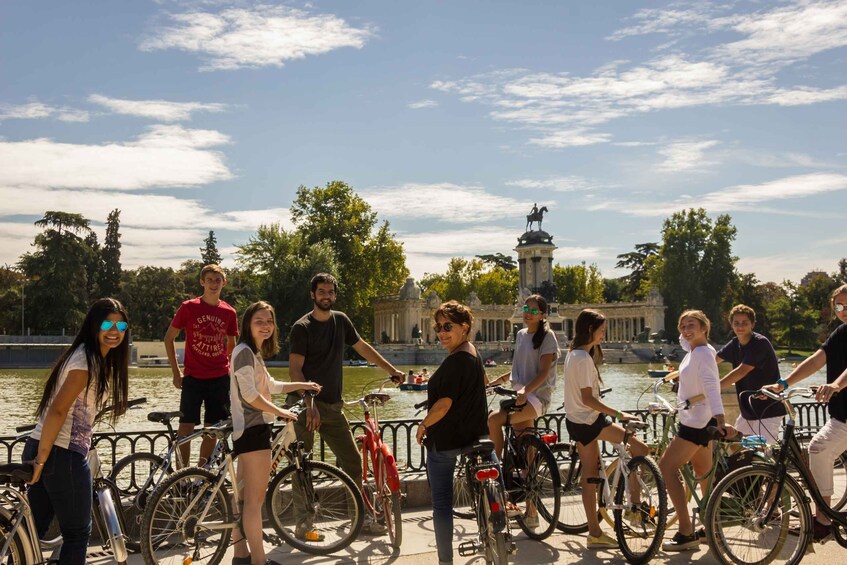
[414,400,428,410]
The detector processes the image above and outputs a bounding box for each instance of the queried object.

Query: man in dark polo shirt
[717,304,786,442]
[288,273,404,538]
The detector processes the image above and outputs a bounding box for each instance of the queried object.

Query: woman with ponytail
[22,298,131,564]
[564,308,648,549]
[488,294,559,525]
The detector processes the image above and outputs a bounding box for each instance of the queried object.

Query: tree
[767,281,817,352]
[836,258,847,285]
[290,181,408,338]
[700,214,738,335]
[17,211,97,332]
[798,271,840,340]
[603,277,625,303]
[554,262,605,304]
[420,258,484,302]
[0,266,22,334]
[476,267,519,304]
[615,242,659,300]
[120,267,185,340]
[201,230,223,265]
[84,230,101,300]
[476,253,517,271]
[100,209,122,297]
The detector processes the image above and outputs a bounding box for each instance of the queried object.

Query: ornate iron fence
[1,402,830,470]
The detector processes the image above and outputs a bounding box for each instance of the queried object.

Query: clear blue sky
[1,0,845,285]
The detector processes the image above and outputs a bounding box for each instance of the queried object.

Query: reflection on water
[0,362,824,436]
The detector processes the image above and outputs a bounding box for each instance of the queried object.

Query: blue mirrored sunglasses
[100,320,128,332]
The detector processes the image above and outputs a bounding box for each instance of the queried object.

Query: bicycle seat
[147,410,183,424]
[364,393,390,406]
[460,439,496,457]
[0,463,33,483]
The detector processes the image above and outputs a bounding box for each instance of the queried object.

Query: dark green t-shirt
[289,311,360,404]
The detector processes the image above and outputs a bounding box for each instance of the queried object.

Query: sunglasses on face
[836,303,846,313]
[523,305,540,315]
[434,322,456,333]
[100,320,128,332]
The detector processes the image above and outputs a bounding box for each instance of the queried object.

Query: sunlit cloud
[0,125,233,190]
[88,94,228,121]
[656,140,720,172]
[362,183,527,223]
[140,5,374,71]
[0,101,90,123]
[506,176,605,192]
[408,99,438,109]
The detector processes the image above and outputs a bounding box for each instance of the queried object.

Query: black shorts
[566,414,613,446]
[233,424,272,458]
[179,374,231,425]
[677,418,719,448]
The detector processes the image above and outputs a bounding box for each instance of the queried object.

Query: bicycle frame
[596,439,634,513]
[356,397,401,496]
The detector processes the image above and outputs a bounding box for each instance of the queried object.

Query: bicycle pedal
[508,542,517,555]
[262,531,282,545]
[458,541,479,557]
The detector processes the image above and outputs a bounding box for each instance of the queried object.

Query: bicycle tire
[705,465,811,565]
[515,434,560,540]
[478,485,509,565]
[452,455,476,519]
[139,466,232,565]
[552,443,588,534]
[265,460,364,556]
[0,508,35,565]
[832,450,847,511]
[109,452,167,510]
[379,455,402,548]
[613,455,667,565]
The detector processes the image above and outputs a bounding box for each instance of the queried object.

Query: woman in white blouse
[230,301,321,565]
[658,310,725,552]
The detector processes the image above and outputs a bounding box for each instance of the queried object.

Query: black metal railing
[1,402,830,470]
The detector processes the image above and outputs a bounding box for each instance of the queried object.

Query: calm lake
[0,362,825,436]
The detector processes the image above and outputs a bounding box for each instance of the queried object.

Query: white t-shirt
[31,345,99,455]
[511,328,559,407]
[676,338,723,428]
[563,349,602,425]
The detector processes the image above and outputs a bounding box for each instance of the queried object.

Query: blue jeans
[23,439,92,565]
[426,447,461,564]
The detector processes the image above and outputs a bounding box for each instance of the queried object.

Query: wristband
[776,378,789,391]
[614,411,622,420]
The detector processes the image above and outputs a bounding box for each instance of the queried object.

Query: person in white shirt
[230,301,321,565]
[563,309,648,550]
[658,310,726,552]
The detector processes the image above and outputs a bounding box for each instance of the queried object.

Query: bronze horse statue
[526,206,548,232]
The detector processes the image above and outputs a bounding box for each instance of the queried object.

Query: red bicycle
[345,383,403,548]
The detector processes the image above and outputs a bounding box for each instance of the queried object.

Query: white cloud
[528,129,613,148]
[88,94,228,121]
[361,183,527,223]
[140,5,374,71]
[0,101,90,123]
[656,140,720,172]
[0,125,233,190]
[408,99,438,110]
[506,176,603,192]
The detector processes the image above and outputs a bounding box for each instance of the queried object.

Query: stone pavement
[103,507,844,564]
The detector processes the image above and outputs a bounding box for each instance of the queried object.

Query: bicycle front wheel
[139,467,232,565]
[552,443,588,534]
[265,460,364,555]
[613,455,666,565]
[515,434,560,540]
[705,465,811,565]
[452,455,476,519]
[378,455,402,548]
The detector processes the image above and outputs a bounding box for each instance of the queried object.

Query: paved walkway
[99,507,844,564]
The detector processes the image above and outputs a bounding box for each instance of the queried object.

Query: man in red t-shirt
[164,264,239,466]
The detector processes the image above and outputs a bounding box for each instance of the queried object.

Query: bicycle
[456,439,514,565]
[3,397,147,564]
[704,386,847,565]
[455,386,561,540]
[344,382,403,548]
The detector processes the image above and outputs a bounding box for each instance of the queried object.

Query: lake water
[0,362,825,436]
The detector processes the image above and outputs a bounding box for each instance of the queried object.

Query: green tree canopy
[476,253,517,271]
[100,209,122,297]
[615,242,659,300]
[553,262,605,304]
[120,267,185,340]
[201,230,223,265]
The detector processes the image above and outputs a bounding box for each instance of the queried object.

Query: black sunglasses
[434,322,456,333]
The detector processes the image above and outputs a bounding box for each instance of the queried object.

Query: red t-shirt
[171,298,239,379]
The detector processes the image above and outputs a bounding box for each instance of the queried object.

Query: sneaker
[506,502,522,519]
[587,532,617,549]
[662,531,699,552]
[813,520,833,544]
[294,523,326,542]
[232,557,251,565]
[523,513,540,529]
[361,518,388,535]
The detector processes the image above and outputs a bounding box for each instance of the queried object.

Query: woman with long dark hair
[563,308,648,549]
[22,298,131,564]
[415,301,489,564]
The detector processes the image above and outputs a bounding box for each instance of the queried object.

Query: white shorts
[734,414,782,443]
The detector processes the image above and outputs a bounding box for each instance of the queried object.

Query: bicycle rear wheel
[265,460,364,556]
[478,485,509,565]
[0,508,35,565]
[452,455,476,519]
[705,465,811,565]
[552,443,588,534]
[832,450,847,511]
[139,467,232,565]
[515,434,560,540]
[613,455,666,565]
